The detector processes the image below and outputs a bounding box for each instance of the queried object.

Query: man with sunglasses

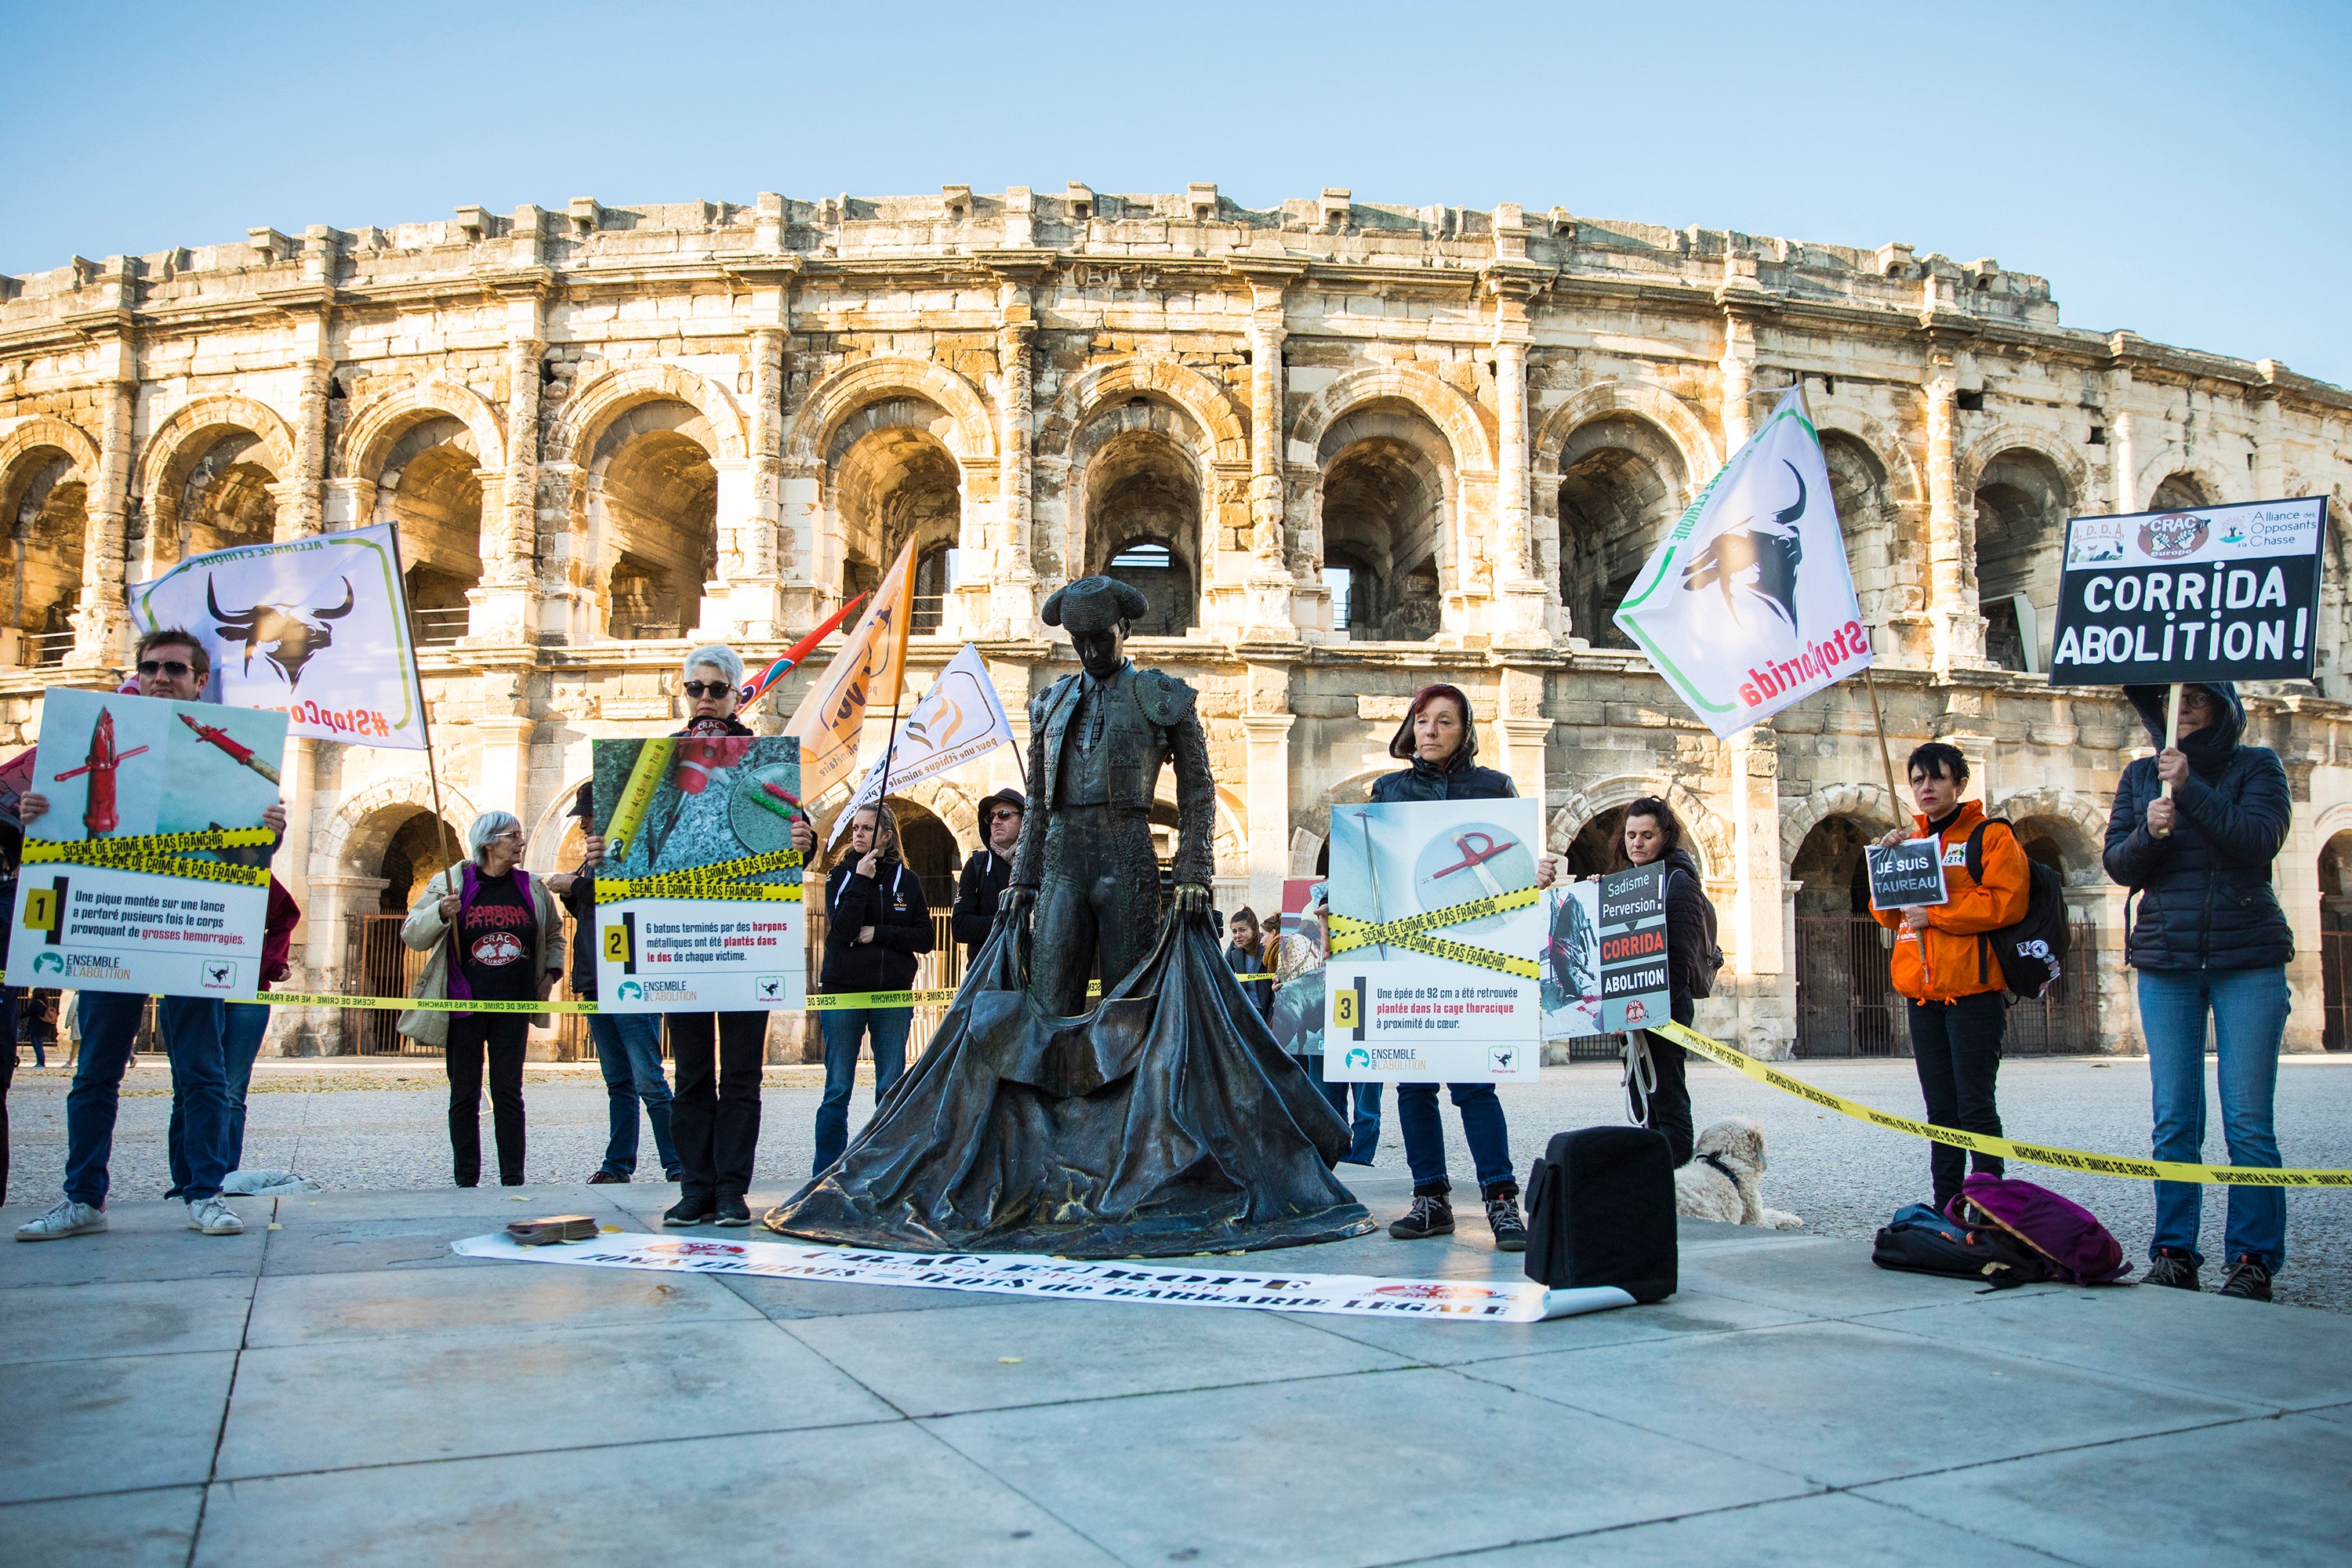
[951,788,1025,965]
[16,629,290,1243]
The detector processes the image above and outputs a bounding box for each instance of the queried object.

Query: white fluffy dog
[1674,1116,1803,1229]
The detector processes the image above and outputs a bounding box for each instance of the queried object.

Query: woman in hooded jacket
[1370,684,1559,1250]
[1610,797,1712,1167]
[2105,681,2292,1301]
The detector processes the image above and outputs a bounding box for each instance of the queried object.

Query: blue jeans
[169,1001,269,1193]
[815,1007,912,1174]
[591,1011,678,1178]
[1312,1066,1384,1165]
[69,992,230,1207]
[2139,966,2289,1272]
[1396,1081,1515,1197]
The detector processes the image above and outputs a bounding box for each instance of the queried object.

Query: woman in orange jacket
[1872,742,2030,1212]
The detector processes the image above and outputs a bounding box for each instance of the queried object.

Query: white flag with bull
[126,521,428,750]
[827,642,1016,848]
[1612,387,1871,739]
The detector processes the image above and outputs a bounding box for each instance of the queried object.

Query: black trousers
[446,1014,528,1186]
[1906,990,2008,1210]
[669,1011,766,1200]
[1637,1032,1694,1167]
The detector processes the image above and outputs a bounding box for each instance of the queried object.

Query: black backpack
[1871,1203,2050,1290]
[1964,818,2067,1002]
[1523,1127,1676,1302]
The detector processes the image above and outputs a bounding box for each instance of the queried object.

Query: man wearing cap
[953,787,1025,965]
[1000,575,1215,1017]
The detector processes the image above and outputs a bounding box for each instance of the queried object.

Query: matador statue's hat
[1040,574,1149,633]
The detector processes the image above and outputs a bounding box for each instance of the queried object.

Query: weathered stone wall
[4,187,2350,1058]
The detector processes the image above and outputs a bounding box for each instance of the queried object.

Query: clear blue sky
[5,2,2348,383]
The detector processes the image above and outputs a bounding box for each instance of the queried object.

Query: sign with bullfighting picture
[6,686,286,997]
[592,733,806,1013]
[1323,798,1542,1083]
[2046,495,2326,686]
[1539,880,1603,1042]
[128,521,427,749]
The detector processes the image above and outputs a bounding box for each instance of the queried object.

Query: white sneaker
[15,1198,106,1242]
[186,1196,245,1236]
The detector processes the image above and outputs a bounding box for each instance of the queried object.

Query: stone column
[277,311,333,540]
[276,735,319,984]
[475,717,534,820]
[478,293,545,641]
[981,308,1036,635]
[2106,346,2139,514]
[1921,342,1976,672]
[1240,711,1294,916]
[71,354,136,669]
[2254,368,2287,502]
[1486,276,1552,644]
[298,872,389,1055]
[736,325,789,638]
[1729,723,1791,1057]
[1719,307,1757,452]
[1497,664,1551,810]
[1229,254,1308,636]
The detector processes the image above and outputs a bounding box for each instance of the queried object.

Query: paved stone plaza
[3,1164,2349,1566]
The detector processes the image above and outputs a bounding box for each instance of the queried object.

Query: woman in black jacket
[1373,684,1557,1250]
[814,802,934,1173]
[2104,682,2292,1301]
[1611,797,1712,1167]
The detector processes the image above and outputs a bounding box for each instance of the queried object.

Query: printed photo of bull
[208,575,357,687]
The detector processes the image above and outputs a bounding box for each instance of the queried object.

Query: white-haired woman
[400,810,563,1186]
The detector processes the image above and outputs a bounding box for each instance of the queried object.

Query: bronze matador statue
[1001,575,1216,1014]
[764,575,1370,1257]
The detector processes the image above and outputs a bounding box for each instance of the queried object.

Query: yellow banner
[25,838,270,887]
[784,536,918,801]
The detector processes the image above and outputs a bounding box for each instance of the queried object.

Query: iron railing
[1793,912,2100,1058]
[411,607,470,648]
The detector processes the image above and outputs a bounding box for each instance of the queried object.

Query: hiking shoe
[587,1171,626,1185]
[2143,1249,2199,1291]
[664,1196,716,1228]
[713,1192,752,1228]
[2218,1255,2274,1302]
[186,1196,244,1236]
[15,1198,105,1242]
[1388,1195,1455,1240]
[1485,1194,1529,1253]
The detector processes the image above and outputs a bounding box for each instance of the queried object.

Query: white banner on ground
[828,643,1014,848]
[128,521,427,749]
[450,1231,1635,1323]
[1613,386,1871,739]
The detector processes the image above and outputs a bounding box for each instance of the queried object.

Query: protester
[15,629,286,1243]
[815,802,933,1174]
[1872,742,2029,1215]
[0,816,16,1206]
[952,788,1025,964]
[1612,796,1712,1167]
[1224,907,1274,1018]
[399,810,562,1187]
[2107,682,2292,1301]
[168,873,298,1188]
[1373,684,1559,1251]
[662,644,812,1226]
[549,783,679,1185]
[22,990,53,1068]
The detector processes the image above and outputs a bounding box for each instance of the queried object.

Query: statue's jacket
[1011,661,1216,891]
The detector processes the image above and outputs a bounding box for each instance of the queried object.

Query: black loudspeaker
[1523,1126,1677,1302]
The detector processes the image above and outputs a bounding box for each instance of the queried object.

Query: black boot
[1388,1192,1455,1240]
[664,1193,717,1227]
[1483,1187,1528,1253]
[2143,1247,2198,1290]
[2218,1255,2273,1302]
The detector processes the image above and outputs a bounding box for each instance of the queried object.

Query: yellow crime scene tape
[1327,886,1542,980]
[1652,1019,2352,1189]
[25,829,275,888]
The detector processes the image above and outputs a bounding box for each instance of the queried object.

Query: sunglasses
[989,809,1022,822]
[138,659,197,678]
[681,681,736,699]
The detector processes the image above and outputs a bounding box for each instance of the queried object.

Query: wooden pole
[1862,664,1904,818]
[2153,681,2184,838]
[387,525,464,883]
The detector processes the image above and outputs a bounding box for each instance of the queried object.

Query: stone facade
[4,187,2350,1058]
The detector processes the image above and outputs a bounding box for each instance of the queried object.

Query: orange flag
[785,538,917,801]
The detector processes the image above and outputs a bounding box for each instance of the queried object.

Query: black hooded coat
[2102,683,2293,971]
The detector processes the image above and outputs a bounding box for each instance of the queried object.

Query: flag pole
[387,524,463,887]
[1863,663,1903,817]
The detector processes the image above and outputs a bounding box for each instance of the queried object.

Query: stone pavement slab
[4,1180,2350,1566]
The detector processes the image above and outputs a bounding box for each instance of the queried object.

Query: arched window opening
[1972,450,2071,673]
[2149,472,2215,513]
[180,432,279,557]
[1105,540,1192,635]
[913,543,959,633]
[1791,813,1896,1058]
[1556,416,1688,649]
[2319,832,2352,1050]
[592,402,718,641]
[3,451,86,666]
[373,416,483,647]
[1085,429,1200,634]
[826,403,963,619]
[1319,430,1443,642]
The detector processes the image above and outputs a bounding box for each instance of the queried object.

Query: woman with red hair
[1369,684,1557,1250]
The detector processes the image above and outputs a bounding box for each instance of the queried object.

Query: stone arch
[336,378,506,482]
[1990,786,2116,888]
[1958,423,2090,504]
[1809,405,1922,506]
[0,418,101,655]
[1547,775,1732,881]
[0,416,101,483]
[550,360,747,466]
[1290,364,1496,476]
[1532,380,1718,490]
[1042,355,1248,466]
[136,394,298,515]
[1315,402,1454,641]
[1964,434,2082,673]
[784,355,996,472]
[2141,461,2235,513]
[1157,777,1250,881]
[1544,405,1693,648]
[811,775,986,864]
[822,399,967,605]
[1067,395,1215,634]
[1780,782,1904,869]
[309,772,480,888]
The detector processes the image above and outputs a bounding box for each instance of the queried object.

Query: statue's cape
[764,910,1374,1258]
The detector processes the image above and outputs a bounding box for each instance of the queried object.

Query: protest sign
[128,521,426,748]
[786,539,916,801]
[2047,496,2326,685]
[1266,877,1329,1058]
[1595,865,1673,1032]
[1613,387,1872,739]
[6,687,285,996]
[829,643,1014,848]
[1539,880,1604,1042]
[1323,799,1542,1083]
[593,734,805,1013]
[1867,839,1948,911]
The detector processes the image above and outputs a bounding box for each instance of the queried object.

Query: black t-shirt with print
[459,870,539,1003]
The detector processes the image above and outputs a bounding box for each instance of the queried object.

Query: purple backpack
[1945,1175,2132,1286]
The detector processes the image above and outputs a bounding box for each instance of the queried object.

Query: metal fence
[2323,931,2352,1051]
[1793,913,2100,1058]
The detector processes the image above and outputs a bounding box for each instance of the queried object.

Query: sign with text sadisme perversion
[1866,840,1948,912]
[1595,866,1673,1032]
[2046,495,2326,685]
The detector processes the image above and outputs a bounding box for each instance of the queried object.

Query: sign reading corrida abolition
[2047,496,2326,685]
